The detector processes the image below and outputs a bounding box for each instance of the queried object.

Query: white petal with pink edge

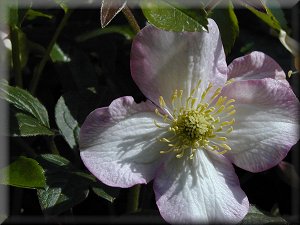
[153,150,249,224]
[221,79,300,172]
[228,51,287,82]
[131,19,227,109]
[80,96,168,188]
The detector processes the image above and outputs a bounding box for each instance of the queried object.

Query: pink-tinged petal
[228,51,288,83]
[154,150,249,224]
[221,79,300,172]
[131,19,227,109]
[79,96,167,188]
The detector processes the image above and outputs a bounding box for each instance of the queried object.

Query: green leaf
[245,3,282,32]
[211,0,239,55]
[10,112,54,136]
[55,95,79,149]
[240,205,288,224]
[25,9,53,20]
[265,0,289,32]
[141,0,208,32]
[54,0,69,13]
[75,25,135,42]
[50,43,70,63]
[0,80,50,127]
[9,7,19,27]
[36,154,92,215]
[0,80,54,136]
[100,0,127,28]
[91,181,119,203]
[0,156,46,189]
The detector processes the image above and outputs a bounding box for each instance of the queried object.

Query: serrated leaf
[55,95,79,149]
[141,0,208,32]
[244,2,282,32]
[0,156,46,189]
[38,154,70,166]
[75,25,134,42]
[10,112,54,136]
[0,80,53,136]
[25,9,53,20]
[100,0,127,28]
[50,43,70,63]
[91,181,119,203]
[240,205,288,224]
[37,154,92,215]
[0,80,50,127]
[211,0,239,55]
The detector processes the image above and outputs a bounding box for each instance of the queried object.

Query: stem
[29,9,73,95]
[121,6,140,34]
[126,184,141,213]
[10,26,23,87]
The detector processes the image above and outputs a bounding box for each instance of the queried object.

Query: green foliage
[37,154,90,215]
[210,0,239,55]
[0,156,46,189]
[14,27,29,69]
[91,182,120,203]
[25,9,53,20]
[240,205,287,224]
[265,0,289,32]
[55,95,80,149]
[10,112,54,136]
[245,3,282,32]
[50,43,70,63]
[141,0,208,32]
[36,154,117,215]
[54,0,69,13]
[0,80,54,136]
[75,25,135,42]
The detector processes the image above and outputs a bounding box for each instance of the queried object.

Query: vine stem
[11,26,23,87]
[29,9,73,95]
[121,5,140,34]
[126,184,141,213]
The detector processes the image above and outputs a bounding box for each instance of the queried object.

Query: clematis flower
[79,19,299,223]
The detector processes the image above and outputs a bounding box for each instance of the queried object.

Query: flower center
[174,110,213,144]
[154,80,236,159]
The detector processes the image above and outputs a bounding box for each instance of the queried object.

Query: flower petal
[131,19,227,108]
[221,79,300,172]
[80,96,167,188]
[228,51,287,82]
[153,150,249,224]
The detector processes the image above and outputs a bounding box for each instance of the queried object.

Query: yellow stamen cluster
[154,80,236,159]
